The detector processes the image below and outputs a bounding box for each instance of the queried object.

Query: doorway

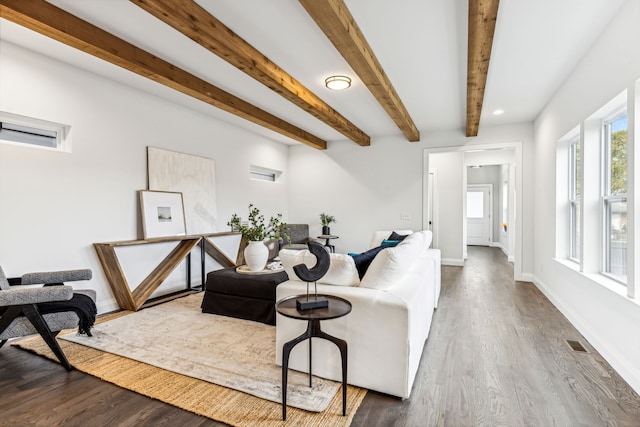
[423,143,523,281]
[467,184,492,246]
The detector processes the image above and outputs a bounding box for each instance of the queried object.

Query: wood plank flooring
[352,246,640,426]
[1,246,639,426]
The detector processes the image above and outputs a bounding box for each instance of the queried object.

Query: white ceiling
[0,0,627,146]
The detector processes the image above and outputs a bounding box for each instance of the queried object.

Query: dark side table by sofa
[201,267,288,325]
[317,234,339,253]
[276,294,351,421]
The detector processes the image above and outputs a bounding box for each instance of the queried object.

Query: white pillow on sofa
[360,234,423,290]
[279,249,360,286]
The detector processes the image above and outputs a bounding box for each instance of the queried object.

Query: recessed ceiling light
[493,109,504,115]
[325,75,351,90]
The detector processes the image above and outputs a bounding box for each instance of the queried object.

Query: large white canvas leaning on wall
[147,147,218,234]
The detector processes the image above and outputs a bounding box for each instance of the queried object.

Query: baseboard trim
[441,258,464,266]
[518,272,534,282]
[97,299,121,315]
[532,275,640,395]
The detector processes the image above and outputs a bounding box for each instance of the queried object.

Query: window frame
[568,136,581,262]
[601,110,628,284]
[0,111,70,152]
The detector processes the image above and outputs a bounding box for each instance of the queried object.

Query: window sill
[552,258,636,305]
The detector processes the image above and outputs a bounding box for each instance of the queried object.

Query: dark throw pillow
[349,245,386,279]
[388,231,410,241]
[381,239,401,248]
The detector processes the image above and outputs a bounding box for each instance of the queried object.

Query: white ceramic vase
[244,240,269,271]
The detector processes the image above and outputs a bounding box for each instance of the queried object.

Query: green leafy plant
[228,204,289,242]
[320,213,336,226]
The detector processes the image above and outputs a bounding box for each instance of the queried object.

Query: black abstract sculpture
[293,241,330,310]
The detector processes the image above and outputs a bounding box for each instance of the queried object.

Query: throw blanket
[37,293,97,335]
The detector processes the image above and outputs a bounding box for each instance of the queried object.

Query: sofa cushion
[279,249,360,286]
[388,231,410,241]
[381,239,401,248]
[360,235,423,290]
[349,246,386,278]
[404,230,433,256]
[368,230,413,249]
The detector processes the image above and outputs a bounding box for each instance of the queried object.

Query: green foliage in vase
[228,204,290,243]
[320,213,336,226]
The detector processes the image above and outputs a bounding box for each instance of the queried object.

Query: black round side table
[276,294,352,421]
[317,234,339,253]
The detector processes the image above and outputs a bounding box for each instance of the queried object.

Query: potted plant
[320,213,336,236]
[228,204,289,271]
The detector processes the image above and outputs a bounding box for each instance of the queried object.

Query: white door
[467,185,492,246]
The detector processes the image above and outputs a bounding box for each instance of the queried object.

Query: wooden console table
[94,232,240,311]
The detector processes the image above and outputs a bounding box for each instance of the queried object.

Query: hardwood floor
[1,246,639,426]
[351,246,640,426]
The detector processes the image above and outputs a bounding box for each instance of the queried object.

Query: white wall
[287,134,424,254]
[430,152,465,264]
[533,0,640,393]
[0,42,289,313]
[288,122,535,278]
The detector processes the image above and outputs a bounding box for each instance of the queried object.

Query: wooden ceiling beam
[131,0,370,147]
[0,0,327,150]
[299,0,420,142]
[466,0,500,137]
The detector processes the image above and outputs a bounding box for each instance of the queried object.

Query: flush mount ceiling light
[325,75,351,90]
[493,109,505,115]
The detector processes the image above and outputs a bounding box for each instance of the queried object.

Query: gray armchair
[279,224,311,251]
[0,265,96,371]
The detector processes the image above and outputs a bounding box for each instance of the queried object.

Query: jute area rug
[13,294,366,427]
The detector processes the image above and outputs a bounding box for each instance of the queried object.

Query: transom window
[0,112,70,152]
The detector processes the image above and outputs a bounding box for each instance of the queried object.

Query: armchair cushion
[21,269,92,285]
[0,285,73,306]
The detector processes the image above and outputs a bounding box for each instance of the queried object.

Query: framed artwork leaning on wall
[139,190,187,239]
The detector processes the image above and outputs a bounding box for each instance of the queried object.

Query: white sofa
[275,230,441,398]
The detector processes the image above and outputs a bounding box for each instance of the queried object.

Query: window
[466,191,484,218]
[602,113,627,282]
[0,112,70,152]
[568,137,581,261]
[0,122,57,148]
[250,165,282,182]
[502,180,508,231]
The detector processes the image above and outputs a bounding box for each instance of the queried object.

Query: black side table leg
[315,329,348,416]
[308,335,312,387]
[281,321,314,421]
[280,316,349,419]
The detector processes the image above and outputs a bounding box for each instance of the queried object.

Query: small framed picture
[139,190,187,239]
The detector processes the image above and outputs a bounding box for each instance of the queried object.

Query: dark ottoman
[201,267,289,325]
